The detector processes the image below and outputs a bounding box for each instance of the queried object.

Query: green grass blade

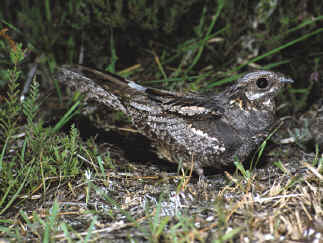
[44,0,52,22]
[185,0,224,74]
[0,165,32,215]
[84,216,97,243]
[0,136,9,171]
[52,100,81,133]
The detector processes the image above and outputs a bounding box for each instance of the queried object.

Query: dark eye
[256,78,268,89]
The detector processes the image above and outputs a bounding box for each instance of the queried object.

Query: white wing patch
[128,81,147,92]
[179,106,207,115]
[188,126,226,153]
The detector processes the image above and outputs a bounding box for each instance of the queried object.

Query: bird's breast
[224,101,275,138]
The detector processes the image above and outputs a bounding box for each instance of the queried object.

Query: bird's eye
[256,78,268,89]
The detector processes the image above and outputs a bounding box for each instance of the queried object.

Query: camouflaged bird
[55,65,293,175]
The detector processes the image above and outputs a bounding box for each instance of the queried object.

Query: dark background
[0,0,322,110]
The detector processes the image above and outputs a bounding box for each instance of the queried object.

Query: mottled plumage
[55,65,293,175]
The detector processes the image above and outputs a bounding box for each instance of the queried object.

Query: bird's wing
[147,90,225,119]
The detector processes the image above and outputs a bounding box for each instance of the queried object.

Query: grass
[0,2,322,241]
[1,154,321,241]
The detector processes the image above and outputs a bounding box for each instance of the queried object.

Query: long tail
[55,65,185,111]
[55,65,138,113]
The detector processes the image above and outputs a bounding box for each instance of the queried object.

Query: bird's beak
[279,77,294,83]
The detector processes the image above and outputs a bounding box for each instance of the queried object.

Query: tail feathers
[56,64,186,106]
[55,65,130,113]
[65,65,134,93]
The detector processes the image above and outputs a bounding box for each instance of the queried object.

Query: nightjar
[55,65,293,175]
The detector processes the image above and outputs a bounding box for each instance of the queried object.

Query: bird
[55,65,293,175]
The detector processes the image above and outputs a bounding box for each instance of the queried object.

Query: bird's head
[233,70,293,110]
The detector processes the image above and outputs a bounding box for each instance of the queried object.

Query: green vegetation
[0,45,86,215]
[0,0,322,241]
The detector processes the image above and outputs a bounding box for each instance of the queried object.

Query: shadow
[66,115,180,173]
